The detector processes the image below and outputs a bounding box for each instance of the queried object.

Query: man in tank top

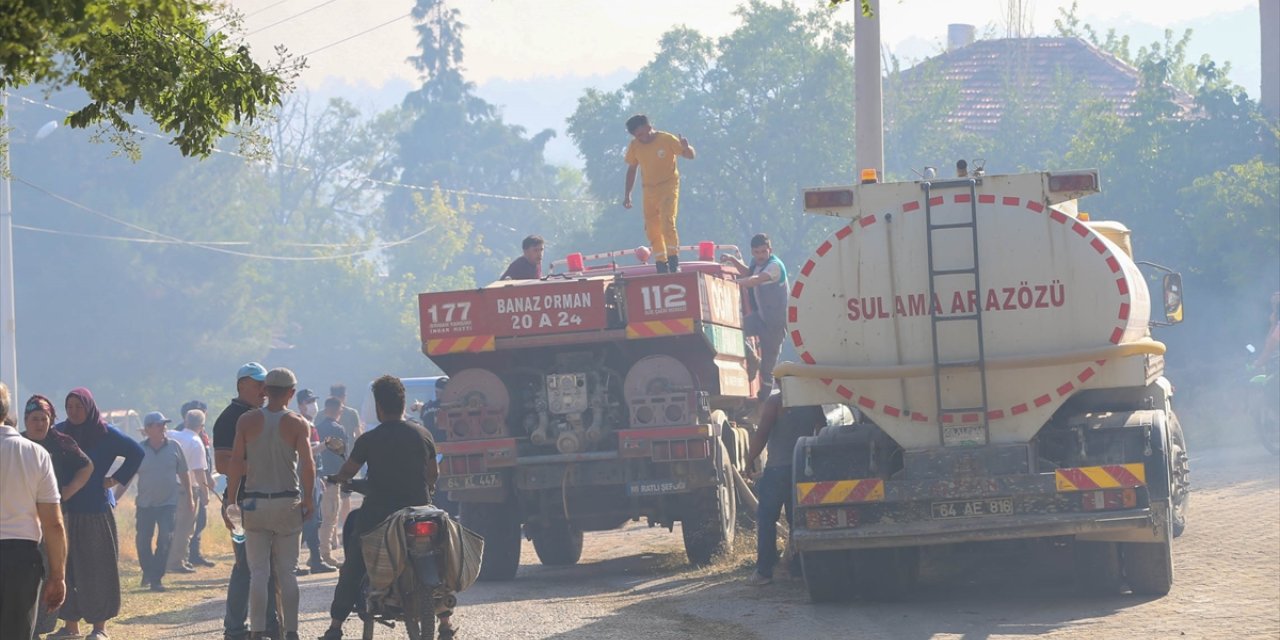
[226,368,316,640]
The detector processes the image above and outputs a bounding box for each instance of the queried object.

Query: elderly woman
[22,395,94,637]
[51,388,144,640]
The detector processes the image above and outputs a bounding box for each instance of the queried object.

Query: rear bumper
[793,463,1164,551]
[793,507,1159,551]
[438,426,722,499]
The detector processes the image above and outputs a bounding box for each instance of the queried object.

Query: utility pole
[1,91,17,398]
[854,0,884,179]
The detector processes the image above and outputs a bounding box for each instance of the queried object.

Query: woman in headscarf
[22,395,94,636]
[50,388,144,640]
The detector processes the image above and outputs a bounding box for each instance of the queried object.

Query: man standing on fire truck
[722,233,789,400]
[622,114,696,274]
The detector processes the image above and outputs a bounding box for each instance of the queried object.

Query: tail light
[408,521,439,537]
[1080,489,1137,511]
[652,439,711,461]
[672,441,687,459]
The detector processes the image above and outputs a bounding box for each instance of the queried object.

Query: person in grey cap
[135,411,193,592]
[227,368,316,640]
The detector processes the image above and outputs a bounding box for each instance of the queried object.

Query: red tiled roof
[893,37,1195,134]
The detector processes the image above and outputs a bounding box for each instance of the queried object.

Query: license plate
[943,425,987,447]
[627,479,688,496]
[440,472,502,491]
[931,497,1014,519]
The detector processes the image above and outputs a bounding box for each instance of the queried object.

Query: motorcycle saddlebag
[440,515,484,592]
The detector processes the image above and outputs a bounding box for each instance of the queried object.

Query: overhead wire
[13,224,251,246]
[12,176,437,262]
[246,0,345,36]
[243,0,297,20]
[300,12,413,57]
[11,94,608,206]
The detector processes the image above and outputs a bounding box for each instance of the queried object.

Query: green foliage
[0,0,293,157]
[568,1,857,262]
[8,90,466,411]
[1177,158,1280,289]
[383,0,593,281]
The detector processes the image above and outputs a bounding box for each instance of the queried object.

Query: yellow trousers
[643,183,680,263]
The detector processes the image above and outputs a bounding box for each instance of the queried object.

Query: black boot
[655,259,669,274]
[667,255,679,273]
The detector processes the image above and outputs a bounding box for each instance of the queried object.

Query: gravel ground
[114,444,1279,640]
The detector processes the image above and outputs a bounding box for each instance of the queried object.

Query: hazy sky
[230,0,1260,87]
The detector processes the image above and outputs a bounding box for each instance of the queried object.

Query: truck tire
[1168,413,1190,538]
[531,520,584,566]
[681,441,736,566]
[801,550,853,603]
[461,501,521,581]
[853,547,919,601]
[1073,541,1124,594]
[1123,499,1174,595]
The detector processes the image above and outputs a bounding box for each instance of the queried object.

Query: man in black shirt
[499,234,544,280]
[320,375,452,640]
[212,362,277,640]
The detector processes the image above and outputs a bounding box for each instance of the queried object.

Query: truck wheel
[1073,541,1124,594]
[801,550,853,603]
[681,441,736,566]
[1169,414,1190,538]
[461,501,521,581]
[531,520,584,566]
[853,547,919,601]
[1122,499,1174,595]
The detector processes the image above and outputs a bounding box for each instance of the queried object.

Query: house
[893,35,1196,135]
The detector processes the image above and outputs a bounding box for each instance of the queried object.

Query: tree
[1,0,293,157]
[568,1,858,264]
[382,0,589,281]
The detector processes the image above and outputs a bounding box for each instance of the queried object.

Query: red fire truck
[419,243,756,580]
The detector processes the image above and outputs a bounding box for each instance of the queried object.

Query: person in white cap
[226,367,316,640]
[134,411,193,592]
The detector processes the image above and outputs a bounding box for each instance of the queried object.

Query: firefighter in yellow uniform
[622,114,696,273]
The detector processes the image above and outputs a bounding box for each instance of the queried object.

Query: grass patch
[111,493,238,630]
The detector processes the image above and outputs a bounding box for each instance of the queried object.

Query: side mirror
[1162,273,1184,325]
[324,436,347,459]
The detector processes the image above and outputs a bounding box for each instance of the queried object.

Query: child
[622,114,696,273]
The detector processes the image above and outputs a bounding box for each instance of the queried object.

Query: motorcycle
[1246,345,1279,455]
[324,439,457,640]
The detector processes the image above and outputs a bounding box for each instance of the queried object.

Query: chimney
[1262,0,1279,121]
[948,24,976,51]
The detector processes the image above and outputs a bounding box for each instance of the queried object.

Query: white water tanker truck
[777,167,1190,602]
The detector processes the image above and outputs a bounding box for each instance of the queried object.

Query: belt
[0,538,38,551]
[243,490,299,499]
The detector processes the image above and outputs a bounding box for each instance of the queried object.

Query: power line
[13,224,250,245]
[244,0,297,20]
[247,0,345,36]
[300,12,412,57]
[12,177,438,261]
[12,94,608,206]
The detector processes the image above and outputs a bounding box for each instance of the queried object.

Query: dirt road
[118,446,1278,640]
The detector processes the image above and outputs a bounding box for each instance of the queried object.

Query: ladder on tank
[923,179,991,447]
